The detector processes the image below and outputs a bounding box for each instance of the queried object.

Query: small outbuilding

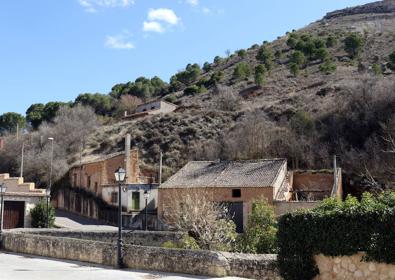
[0,174,46,229]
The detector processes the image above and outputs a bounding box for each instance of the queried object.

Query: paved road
[0,252,246,280]
[55,209,116,230]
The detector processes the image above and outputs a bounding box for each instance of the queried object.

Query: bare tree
[213,85,242,112]
[116,95,142,117]
[162,188,237,251]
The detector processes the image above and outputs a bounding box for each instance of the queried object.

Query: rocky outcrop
[324,0,395,20]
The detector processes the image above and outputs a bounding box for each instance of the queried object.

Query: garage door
[3,201,25,229]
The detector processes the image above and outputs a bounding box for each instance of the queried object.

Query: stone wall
[273,201,320,216]
[6,229,183,247]
[1,231,281,279]
[314,253,395,280]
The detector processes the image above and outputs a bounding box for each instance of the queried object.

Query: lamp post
[114,167,126,269]
[46,188,51,228]
[47,137,54,229]
[0,184,7,239]
[48,137,54,191]
[143,190,149,231]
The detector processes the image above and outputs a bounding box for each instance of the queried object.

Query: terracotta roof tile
[161,159,286,188]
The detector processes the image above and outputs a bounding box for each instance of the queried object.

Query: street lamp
[114,167,126,269]
[48,137,54,190]
[143,190,150,231]
[47,137,54,229]
[45,188,51,228]
[0,184,7,239]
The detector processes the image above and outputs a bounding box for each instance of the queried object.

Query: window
[232,189,241,198]
[94,182,98,193]
[132,192,140,210]
[87,176,91,188]
[111,192,118,203]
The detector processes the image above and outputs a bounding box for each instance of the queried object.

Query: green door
[132,192,140,210]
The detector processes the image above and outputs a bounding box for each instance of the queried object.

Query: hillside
[79,0,395,187]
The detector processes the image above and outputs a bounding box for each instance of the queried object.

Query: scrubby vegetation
[278,191,395,280]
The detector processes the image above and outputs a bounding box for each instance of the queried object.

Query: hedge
[277,191,395,280]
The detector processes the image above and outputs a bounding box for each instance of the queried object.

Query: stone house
[0,174,46,229]
[159,159,288,232]
[56,147,159,229]
[159,159,343,232]
[123,100,177,120]
[273,168,342,215]
[68,150,142,196]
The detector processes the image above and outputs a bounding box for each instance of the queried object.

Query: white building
[0,174,46,229]
[124,100,177,120]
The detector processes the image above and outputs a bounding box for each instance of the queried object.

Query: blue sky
[0,0,373,115]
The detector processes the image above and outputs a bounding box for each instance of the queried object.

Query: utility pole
[20,142,25,178]
[16,123,19,141]
[332,155,338,197]
[159,152,163,185]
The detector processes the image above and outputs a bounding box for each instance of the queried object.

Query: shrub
[237,197,277,254]
[326,35,338,48]
[237,49,247,58]
[290,50,306,66]
[184,85,206,96]
[214,56,223,64]
[161,235,200,250]
[289,63,299,77]
[256,46,275,71]
[372,63,382,76]
[344,32,364,58]
[254,64,267,86]
[290,110,314,135]
[314,48,329,62]
[233,63,251,81]
[30,200,56,228]
[286,37,298,49]
[203,62,211,72]
[319,59,337,74]
[388,50,395,70]
[164,95,177,103]
[277,191,395,280]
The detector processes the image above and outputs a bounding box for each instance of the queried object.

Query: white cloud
[186,0,199,6]
[143,21,164,33]
[148,8,180,25]
[105,32,135,49]
[79,0,134,12]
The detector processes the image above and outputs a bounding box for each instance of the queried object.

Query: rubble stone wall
[314,253,395,280]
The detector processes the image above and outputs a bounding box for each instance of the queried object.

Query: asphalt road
[0,252,246,280]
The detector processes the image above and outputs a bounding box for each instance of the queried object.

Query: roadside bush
[237,197,277,254]
[162,235,200,250]
[277,191,395,280]
[30,200,56,228]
